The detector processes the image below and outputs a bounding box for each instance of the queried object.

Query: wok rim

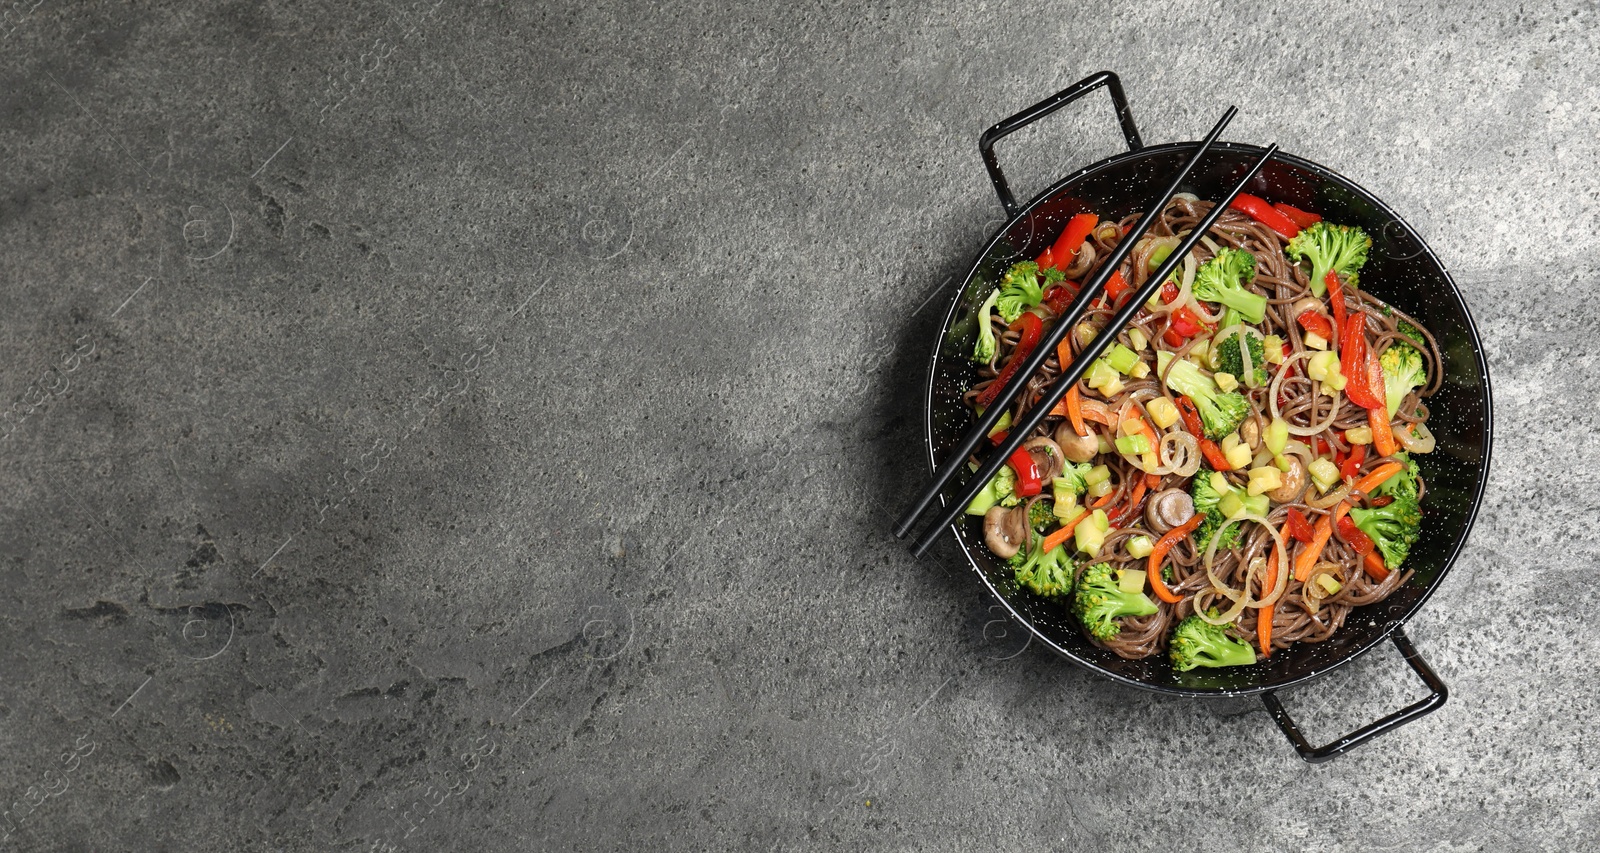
[920,141,1493,698]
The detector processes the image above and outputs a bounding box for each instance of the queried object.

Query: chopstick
[905,143,1281,558]
[892,106,1237,543]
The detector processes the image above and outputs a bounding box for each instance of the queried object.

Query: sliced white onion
[1397,421,1437,453]
[1269,351,1344,436]
[1154,430,1201,477]
[1199,512,1289,625]
[1150,250,1198,316]
[1308,484,1351,509]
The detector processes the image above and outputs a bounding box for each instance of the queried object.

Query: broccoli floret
[1192,248,1266,324]
[1214,328,1269,387]
[1169,613,1257,671]
[1190,472,1241,554]
[1380,344,1426,417]
[964,465,1018,515]
[1350,495,1422,570]
[1028,499,1055,532]
[1395,319,1425,347]
[1157,352,1251,439]
[1054,461,1094,496]
[1012,540,1076,600]
[1072,562,1158,640]
[1285,222,1372,297]
[994,261,1052,323]
[971,289,1001,364]
[1371,452,1421,501]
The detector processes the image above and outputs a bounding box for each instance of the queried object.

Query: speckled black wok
[922,72,1491,761]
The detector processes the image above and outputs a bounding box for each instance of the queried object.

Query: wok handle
[978,70,1143,218]
[1259,627,1448,764]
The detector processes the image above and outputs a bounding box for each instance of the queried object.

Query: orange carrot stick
[1147,513,1202,604]
[1293,503,1350,583]
[1362,550,1391,581]
[1259,522,1288,656]
[1353,461,1404,496]
[1368,407,1398,457]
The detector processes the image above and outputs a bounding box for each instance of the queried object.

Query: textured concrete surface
[0,0,1594,850]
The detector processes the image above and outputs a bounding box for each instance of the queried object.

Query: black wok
[922,72,1492,761]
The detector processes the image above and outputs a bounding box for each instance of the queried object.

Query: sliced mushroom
[983,505,1030,560]
[1145,488,1195,534]
[1053,423,1100,463]
[1239,417,1261,452]
[1022,436,1065,482]
[1268,456,1308,504]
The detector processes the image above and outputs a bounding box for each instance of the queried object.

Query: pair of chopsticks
[894,107,1278,557]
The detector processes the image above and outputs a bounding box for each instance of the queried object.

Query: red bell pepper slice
[1175,396,1204,436]
[1198,439,1233,471]
[976,312,1043,408]
[1038,213,1098,271]
[1336,515,1375,556]
[1103,270,1129,303]
[1296,310,1333,340]
[1228,193,1300,239]
[1042,284,1075,315]
[1272,203,1322,229]
[1338,444,1367,480]
[1170,306,1204,338]
[1007,446,1043,497]
[1174,395,1231,470]
[1339,312,1385,410]
[1285,508,1315,544]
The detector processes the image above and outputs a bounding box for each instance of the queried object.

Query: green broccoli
[964,465,1018,515]
[971,289,1001,364]
[1028,499,1056,532]
[1380,344,1426,417]
[1072,562,1158,640]
[1350,495,1422,570]
[1371,452,1421,501]
[1192,248,1266,324]
[1157,351,1251,439]
[1395,318,1425,347]
[1285,222,1372,297]
[1169,613,1257,671]
[994,261,1061,323]
[1214,328,1269,387]
[1053,461,1094,497]
[1190,471,1241,554]
[1011,540,1076,600]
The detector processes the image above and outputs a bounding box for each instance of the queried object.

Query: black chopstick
[907,143,1280,557]
[891,106,1237,542]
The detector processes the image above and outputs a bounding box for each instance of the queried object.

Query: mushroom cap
[1022,436,1066,482]
[1145,488,1196,534]
[983,504,1030,559]
[1052,423,1099,463]
[1268,456,1308,504]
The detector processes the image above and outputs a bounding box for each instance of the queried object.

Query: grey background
[0,0,1592,850]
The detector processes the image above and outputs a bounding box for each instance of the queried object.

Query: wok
[922,72,1492,761]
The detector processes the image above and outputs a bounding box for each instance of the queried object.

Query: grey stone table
[1,1,1593,850]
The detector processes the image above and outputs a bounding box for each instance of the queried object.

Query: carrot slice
[1147,514,1202,604]
[1259,521,1289,656]
[1293,503,1350,583]
[1353,461,1404,496]
[1368,407,1399,457]
[1362,550,1391,581]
